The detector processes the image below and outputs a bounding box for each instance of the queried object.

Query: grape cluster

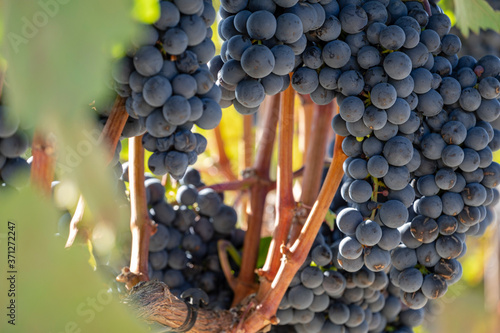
[330,0,500,309]
[111,0,221,179]
[128,168,244,310]
[254,0,500,331]
[329,0,499,292]
[213,0,341,114]
[0,91,31,189]
[274,225,423,333]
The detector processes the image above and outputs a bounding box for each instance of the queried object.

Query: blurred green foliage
[0,188,146,332]
[0,0,152,331]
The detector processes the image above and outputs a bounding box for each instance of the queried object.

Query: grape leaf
[453,0,500,37]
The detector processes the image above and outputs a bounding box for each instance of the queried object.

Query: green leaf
[325,209,336,231]
[256,236,272,268]
[0,189,146,332]
[2,0,139,247]
[0,3,148,330]
[453,0,500,37]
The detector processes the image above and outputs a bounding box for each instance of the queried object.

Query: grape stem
[422,0,432,16]
[232,94,281,306]
[217,240,239,291]
[65,95,128,248]
[260,81,296,282]
[214,124,238,181]
[161,173,169,187]
[121,135,156,290]
[202,164,322,193]
[198,177,261,192]
[242,114,254,170]
[290,100,336,242]
[370,177,380,220]
[238,134,347,332]
[30,130,56,196]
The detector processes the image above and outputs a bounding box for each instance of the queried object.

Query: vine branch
[124,281,235,333]
[299,102,334,206]
[232,94,280,306]
[121,135,155,290]
[30,130,56,196]
[260,83,296,282]
[289,101,336,242]
[214,125,238,181]
[242,115,254,170]
[199,177,260,192]
[217,240,238,291]
[298,95,314,156]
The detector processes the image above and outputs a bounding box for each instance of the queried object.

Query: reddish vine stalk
[202,165,327,194]
[199,177,259,192]
[217,240,238,291]
[290,101,337,242]
[30,131,56,196]
[65,95,128,248]
[243,114,254,169]
[123,135,155,289]
[300,102,334,207]
[214,125,238,181]
[299,95,314,156]
[239,134,347,332]
[261,83,296,282]
[232,94,281,306]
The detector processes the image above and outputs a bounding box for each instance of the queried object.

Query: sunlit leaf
[453,0,500,37]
